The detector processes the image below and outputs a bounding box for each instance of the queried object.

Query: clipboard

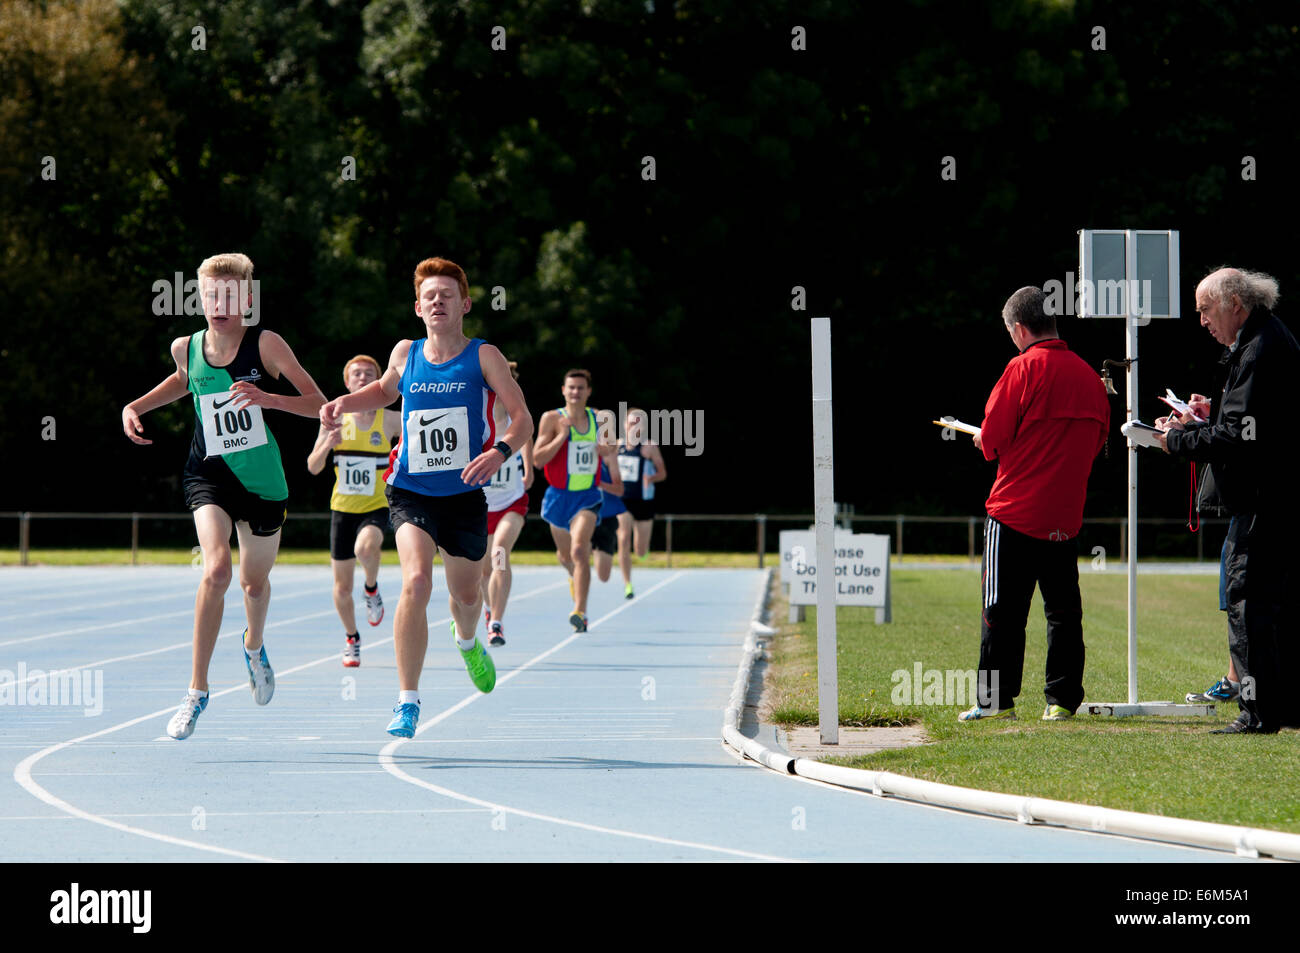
[932,417,981,437]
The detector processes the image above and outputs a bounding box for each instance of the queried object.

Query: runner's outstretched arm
[122,336,191,445]
[320,341,408,429]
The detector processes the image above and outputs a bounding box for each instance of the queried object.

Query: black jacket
[1167,307,1300,517]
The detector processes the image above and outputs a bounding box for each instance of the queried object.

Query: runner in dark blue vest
[319,258,532,738]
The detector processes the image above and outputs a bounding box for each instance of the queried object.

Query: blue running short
[541,485,602,530]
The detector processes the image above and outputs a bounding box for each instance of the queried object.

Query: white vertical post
[811,317,838,745]
[1125,313,1139,706]
[1124,230,1139,706]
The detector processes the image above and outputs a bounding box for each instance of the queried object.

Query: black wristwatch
[493,440,513,460]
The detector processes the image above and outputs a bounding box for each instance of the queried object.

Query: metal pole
[131,513,139,567]
[1126,309,1139,705]
[756,514,766,569]
[895,515,903,560]
[19,512,30,567]
[968,517,976,561]
[811,318,838,745]
[665,514,673,569]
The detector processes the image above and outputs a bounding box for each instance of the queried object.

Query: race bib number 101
[406,406,470,474]
[199,391,268,456]
[568,440,597,476]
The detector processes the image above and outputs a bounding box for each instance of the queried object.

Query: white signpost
[810,318,838,743]
[1076,228,1211,717]
[805,319,896,744]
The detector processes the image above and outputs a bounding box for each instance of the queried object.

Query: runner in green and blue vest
[533,370,623,631]
[122,252,326,740]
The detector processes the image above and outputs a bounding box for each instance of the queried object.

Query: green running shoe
[957,704,1015,722]
[1042,704,1075,721]
[454,622,495,693]
[624,583,634,600]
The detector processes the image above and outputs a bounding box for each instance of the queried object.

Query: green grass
[766,569,1300,832]
[0,548,762,568]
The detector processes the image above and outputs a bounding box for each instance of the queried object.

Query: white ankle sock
[456,635,477,652]
[398,690,419,705]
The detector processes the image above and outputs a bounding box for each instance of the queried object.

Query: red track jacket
[980,339,1109,540]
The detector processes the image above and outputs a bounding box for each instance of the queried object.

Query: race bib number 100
[406,406,470,474]
[199,391,268,456]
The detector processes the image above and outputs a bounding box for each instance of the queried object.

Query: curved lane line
[379,572,800,863]
[12,580,565,861]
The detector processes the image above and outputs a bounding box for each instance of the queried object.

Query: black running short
[592,515,618,556]
[385,484,488,561]
[330,508,390,561]
[624,497,656,522]
[183,477,287,537]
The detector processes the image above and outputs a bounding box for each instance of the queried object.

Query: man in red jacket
[959,286,1110,722]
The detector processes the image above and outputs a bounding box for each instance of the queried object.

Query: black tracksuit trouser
[1223,514,1299,731]
[976,517,1085,712]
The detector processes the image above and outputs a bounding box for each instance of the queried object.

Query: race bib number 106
[406,406,470,474]
[336,455,376,495]
[199,391,268,456]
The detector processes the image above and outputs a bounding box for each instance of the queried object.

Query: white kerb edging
[722,569,1300,862]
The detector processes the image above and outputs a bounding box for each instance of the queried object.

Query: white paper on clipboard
[932,417,982,437]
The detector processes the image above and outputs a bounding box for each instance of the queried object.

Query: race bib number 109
[199,391,268,456]
[406,406,470,474]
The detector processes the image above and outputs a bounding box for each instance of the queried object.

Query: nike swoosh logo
[213,395,238,409]
[418,413,447,426]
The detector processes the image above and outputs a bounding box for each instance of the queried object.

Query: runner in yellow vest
[307,355,402,666]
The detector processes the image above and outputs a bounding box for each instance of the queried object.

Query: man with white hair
[1156,267,1300,734]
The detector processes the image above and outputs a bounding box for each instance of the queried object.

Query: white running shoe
[167,693,208,740]
[343,634,360,668]
[364,587,384,626]
[243,631,275,705]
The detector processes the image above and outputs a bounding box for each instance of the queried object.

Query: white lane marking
[11,581,566,861]
[0,579,195,624]
[0,583,329,648]
[379,572,799,863]
[0,808,486,821]
[0,606,338,691]
[0,577,452,689]
[0,576,180,604]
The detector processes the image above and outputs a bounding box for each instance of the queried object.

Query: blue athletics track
[0,565,1246,864]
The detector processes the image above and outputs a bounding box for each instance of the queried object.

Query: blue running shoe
[1186,677,1238,704]
[243,631,275,705]
[386,702,420,738]
[167,692,209,740]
